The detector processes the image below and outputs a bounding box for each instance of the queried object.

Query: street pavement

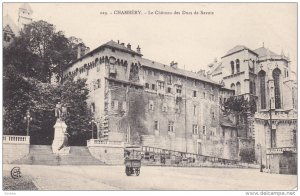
[3,164,297,190]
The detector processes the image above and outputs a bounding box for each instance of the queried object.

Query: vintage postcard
[2,2,297,193]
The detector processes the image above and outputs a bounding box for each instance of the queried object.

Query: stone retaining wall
[88,145,124,165]
[3,143,30,164]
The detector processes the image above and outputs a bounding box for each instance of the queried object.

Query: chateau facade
[208,45,297,174]
[63,40,249,160]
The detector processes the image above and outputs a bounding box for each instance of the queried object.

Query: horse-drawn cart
[124,146,142,176]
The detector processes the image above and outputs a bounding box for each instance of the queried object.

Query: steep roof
[254,47,279,57]
[209,62,223,76]
[3,14,19,36]
[222,45,257,58]
[103,40,142,56]
[20,3,33,13]
[140,58,220,85]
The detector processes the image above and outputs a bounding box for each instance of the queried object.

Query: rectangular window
[154,121,159,131]
[193,91,197,97]
[176,85,182,94]
[167,87,172,93]
[193,105,197,116]
[203,83,206,89]
[158,81,165,91]
[203,126,206,135]
[271,129,277,148]
[203,92,206,99]
[293,130,297,146]
[192,125,199,135]
[149,100,154,111]
[162,103,168,112]
[145,83,149,89]
[111,101,114,110]
[175,104,180,113]
[97,79,101,88]
[168,121,174,132]
[194,80,197,87]
[167,75,172,84]
[151,84,156,90]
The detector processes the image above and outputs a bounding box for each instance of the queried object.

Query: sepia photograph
[2,2,298,193]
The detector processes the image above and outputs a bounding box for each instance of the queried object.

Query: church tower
[18,3,33,30]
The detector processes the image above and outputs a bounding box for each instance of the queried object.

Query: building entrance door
[197,142,202,155]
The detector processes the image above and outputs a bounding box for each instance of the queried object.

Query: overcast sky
[3,3,297,72]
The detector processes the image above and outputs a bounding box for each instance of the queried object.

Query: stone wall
[141,134,240,160]
[3,143,30,164]
[88,145,124,165]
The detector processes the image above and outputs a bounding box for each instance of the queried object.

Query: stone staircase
[12,145,105,165]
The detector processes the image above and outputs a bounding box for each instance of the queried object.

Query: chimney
[127,43,131,50]
[121,43,125,46]
[117,40,120,44]
[85,47,90,55]
[170,61,178,69]
[197,69,207,77]
[137,45,141,54]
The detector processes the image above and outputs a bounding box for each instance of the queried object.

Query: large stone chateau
[63,40,297,173]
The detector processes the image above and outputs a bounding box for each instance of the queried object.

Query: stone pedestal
[52,119,70,155]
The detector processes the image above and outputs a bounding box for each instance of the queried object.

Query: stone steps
[12,145,105,165]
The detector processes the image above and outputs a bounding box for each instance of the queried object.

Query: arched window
[273,68,282,109]
[236,82,241,95]
[231,61,235,74]
[258,70,266,109]
[236,59,240,73]
[231,83,236,95]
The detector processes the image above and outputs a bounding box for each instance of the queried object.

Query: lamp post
[257,144,263,172]
[89,119,96,139]
[24,110,32,136]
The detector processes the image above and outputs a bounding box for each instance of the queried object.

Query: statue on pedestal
[52,101,70,154]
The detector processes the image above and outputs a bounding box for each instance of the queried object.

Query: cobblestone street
[3,164,297,190]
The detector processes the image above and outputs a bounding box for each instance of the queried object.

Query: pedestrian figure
[55,102,62,119]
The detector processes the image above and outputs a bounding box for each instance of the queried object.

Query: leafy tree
[221,96,257,137]
[3,65,92,145]
[3,65,33,135]
[239,148,255,163]
[4,20,84,83]
[59,77,92,145]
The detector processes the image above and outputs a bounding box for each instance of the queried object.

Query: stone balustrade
[255,111,297,120]
[3,135,30,144]
[87,139,124,147]
[267,147,297,154]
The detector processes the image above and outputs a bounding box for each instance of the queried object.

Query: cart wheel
[135,169,140,176]
[130,168,134,175]
[125,167,131,176]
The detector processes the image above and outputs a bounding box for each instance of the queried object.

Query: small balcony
[267,147,297,154]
